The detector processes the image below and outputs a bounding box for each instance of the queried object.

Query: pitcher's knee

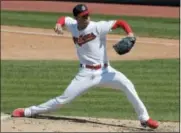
[119,78,135,92]
[56,95,75,105]
[125,80,135,89]
[124,81,139,96]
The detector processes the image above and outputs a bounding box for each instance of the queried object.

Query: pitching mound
[1,114,179,132]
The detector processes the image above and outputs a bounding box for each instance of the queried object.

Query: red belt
[80,63,108,70]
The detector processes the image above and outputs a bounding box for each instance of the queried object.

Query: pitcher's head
[73,4,90,29]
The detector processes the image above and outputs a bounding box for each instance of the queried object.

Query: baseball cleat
[12,108,25,117]
[141,118,159,129]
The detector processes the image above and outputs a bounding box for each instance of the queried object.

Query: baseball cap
[73,4,89,17]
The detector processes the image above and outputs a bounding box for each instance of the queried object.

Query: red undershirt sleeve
[57,16,66,26]
[111,20,132,34]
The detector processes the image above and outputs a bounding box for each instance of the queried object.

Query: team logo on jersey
[73,33,96,46]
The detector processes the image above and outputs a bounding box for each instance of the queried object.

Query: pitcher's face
[76,14,90,29]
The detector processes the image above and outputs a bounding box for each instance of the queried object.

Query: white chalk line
[1,29,178,46]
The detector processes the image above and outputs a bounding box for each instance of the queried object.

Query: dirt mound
[1,115,179,132]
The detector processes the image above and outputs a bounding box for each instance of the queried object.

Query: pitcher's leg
[24,74,96,117]
[118,77,149,121]
[99,67,149,122]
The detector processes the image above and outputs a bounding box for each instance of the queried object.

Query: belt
[80,63,108,70]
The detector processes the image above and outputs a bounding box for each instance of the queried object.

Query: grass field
[1,10,179,39]
[1,59,179,121]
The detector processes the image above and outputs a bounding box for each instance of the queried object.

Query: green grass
[1,59,179,121]
[1,10,179,39]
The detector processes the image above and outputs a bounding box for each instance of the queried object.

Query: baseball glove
[113,36,136,55]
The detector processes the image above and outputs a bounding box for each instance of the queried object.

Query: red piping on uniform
[112,20,132,34]
[57,16,65,26]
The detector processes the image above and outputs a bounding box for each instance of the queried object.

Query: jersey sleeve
[96,20,116,35]
[64,17,77,32]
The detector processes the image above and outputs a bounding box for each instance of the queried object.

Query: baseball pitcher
[12,4,159,129]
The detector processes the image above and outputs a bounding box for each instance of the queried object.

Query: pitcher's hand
[54,23,63,34]
[127,32,134,37]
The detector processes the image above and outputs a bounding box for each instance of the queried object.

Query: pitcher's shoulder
[65,16,77,25]
[89,21,96,25]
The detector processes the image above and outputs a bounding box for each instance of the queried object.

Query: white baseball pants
[24,65,149,121]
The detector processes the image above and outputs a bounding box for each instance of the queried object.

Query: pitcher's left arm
[111,20,134,37]
[111,20,136,55]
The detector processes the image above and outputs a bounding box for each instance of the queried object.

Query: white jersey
[64,17,116,65]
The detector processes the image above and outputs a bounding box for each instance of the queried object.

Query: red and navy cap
[73,4,89,17]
